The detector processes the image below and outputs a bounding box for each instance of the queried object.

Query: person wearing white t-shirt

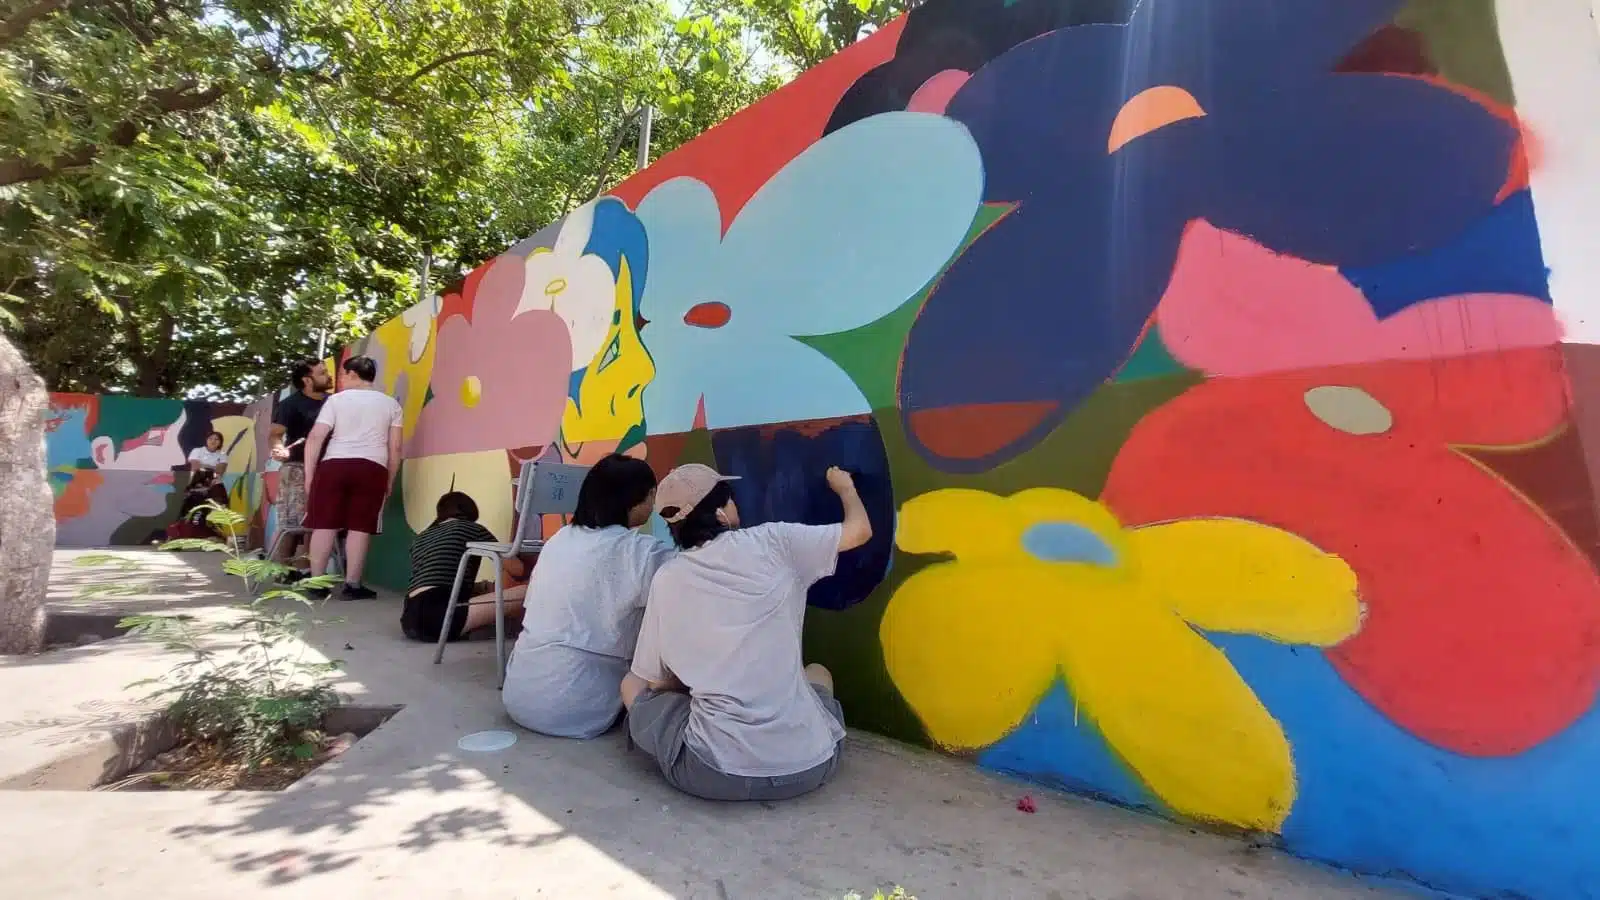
[302,355,403,601]
[621,463,872,801]
[187,431,229,478]
[179,430,231,527]
[503,454,675,738]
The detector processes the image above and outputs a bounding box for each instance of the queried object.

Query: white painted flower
[399,294,441,363]
[517,199,618,372]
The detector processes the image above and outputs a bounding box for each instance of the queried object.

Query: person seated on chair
[175,431,231,538]
[620,463,871,802]
[401,491,527,643]
[503,454,674,739]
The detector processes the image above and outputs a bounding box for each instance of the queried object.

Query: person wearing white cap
[621,461,872,801]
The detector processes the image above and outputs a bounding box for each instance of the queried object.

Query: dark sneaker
[340,583,377,601]
[303,586,331,601]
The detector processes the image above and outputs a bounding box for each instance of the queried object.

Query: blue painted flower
[634,110,984,435]
[897,0,1519,472]
[710,417,897,611]
[823,0,1133,134]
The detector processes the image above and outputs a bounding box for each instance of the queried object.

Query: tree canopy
[0,0,906,397]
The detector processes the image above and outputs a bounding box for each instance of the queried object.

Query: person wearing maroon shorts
[303,355,404,600]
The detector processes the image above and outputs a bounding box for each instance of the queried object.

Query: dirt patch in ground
[101,731,359,792]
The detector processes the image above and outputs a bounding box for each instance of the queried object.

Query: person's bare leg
[308,529,337,576]
[804,663,834,694]
[461,585,525,632]
[343,531,372,584]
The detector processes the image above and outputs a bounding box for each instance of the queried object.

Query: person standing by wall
[269,359,331,564]
[302,356,401,600]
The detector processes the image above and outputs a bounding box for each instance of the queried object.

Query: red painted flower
[1102,225,1600,757]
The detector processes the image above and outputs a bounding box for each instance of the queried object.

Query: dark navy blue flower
[897,0,1519,472]
[710,417,895,612]
[824,0,1133,134]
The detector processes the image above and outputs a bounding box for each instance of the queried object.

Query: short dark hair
[667,481,734,550]
[289,358,320,392]
[206,430,224,445]
[342,355,378,383]
[571,454,658,529]
[435,491,479,523]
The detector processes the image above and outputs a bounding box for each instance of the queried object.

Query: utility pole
[636,105,654,171]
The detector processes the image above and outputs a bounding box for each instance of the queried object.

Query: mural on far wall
[46,394,272,548]
[133,1,1592,898]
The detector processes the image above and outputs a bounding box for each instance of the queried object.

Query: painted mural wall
[272,1,1600,896]
[46,393,275,548]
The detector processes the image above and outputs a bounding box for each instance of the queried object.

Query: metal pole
[635,105,654,171]
[316,328,327,360]
[419,247,432,308]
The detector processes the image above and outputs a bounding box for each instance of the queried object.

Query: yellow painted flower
[879,488,1362,831]
[560,257,655,447]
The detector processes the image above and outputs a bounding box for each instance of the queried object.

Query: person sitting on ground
[402,491,528,643]
[503,454,675,739]
[621,463,872,802]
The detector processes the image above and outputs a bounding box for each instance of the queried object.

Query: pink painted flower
[408,254,572,458]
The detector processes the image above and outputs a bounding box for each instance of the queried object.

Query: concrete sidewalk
[0,551,1415,900]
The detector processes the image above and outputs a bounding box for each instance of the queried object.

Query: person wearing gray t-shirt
[622,462,873,801]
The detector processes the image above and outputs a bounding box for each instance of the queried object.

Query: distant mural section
[66,1,1596,897]
[46,393,274,548]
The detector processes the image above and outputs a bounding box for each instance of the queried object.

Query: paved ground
[0,550,1421,900]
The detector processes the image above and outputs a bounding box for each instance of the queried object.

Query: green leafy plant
[78,503,344,769]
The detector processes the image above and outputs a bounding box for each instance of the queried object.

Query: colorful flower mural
[633,110,983,434]
[893,0,1522,472]
[42,3,1594,898]
[1100,223,1593,756]
[880,487,1360,830]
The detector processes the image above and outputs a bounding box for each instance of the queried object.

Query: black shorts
[401,586,469,643]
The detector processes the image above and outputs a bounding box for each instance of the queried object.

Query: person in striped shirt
[401,491,527,643]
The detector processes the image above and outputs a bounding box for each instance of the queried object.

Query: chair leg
[255,529,288,595]
[493,559,507,690]
[433,553,474,665]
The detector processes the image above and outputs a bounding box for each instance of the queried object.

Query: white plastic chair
[432,459,588,687]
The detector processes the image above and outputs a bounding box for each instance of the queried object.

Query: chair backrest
[509,461,590,545]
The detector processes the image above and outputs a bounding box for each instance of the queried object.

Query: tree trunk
[0,330,52,654]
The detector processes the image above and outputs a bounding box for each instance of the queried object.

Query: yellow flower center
[461,375,482,409]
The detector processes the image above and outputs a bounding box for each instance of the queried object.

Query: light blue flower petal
[635,177,726,325]
[634,112,983,433]
[640,317,720,435]
[722,111,984,337]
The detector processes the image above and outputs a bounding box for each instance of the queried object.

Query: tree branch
[0,0,73,47]
[383,47,496,100]
[0,82,228,187]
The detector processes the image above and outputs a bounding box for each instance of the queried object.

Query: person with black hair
[303,355,402,600]
[402,491,528,643]
[173,430,231,538]
[502,453,675,739]
[269,358,331,563]
[620,462,871,801]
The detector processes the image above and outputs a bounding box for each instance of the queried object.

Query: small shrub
[78,503,344,770]
[841,888,916,900]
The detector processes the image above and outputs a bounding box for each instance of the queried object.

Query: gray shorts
[627,684,844,802]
